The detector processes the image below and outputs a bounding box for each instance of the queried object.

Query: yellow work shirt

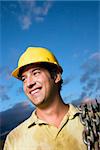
[4,104,87,150]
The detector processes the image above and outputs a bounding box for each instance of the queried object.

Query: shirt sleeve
[3,134,13,150]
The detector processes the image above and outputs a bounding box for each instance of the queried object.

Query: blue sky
[0,0,100,112]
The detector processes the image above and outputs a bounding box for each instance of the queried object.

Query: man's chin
[34,100,46,108]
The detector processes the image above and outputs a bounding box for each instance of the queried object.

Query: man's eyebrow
[31,67,41,72]
[21,67,41,77]
[32,67,41,70]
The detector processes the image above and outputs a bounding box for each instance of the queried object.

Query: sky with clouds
[0,0,100,114]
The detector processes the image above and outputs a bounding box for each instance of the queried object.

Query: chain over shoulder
[78,99,100,150]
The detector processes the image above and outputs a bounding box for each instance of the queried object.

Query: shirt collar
[66,104,79,119]
[28,109,48,128]
[28,104,79,128]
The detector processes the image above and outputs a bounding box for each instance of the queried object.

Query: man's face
[21,64,59,107]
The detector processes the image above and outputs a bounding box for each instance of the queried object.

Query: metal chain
[78,99,100,150]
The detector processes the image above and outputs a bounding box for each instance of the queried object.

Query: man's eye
[33,70,40,76]
[21,77,26,82]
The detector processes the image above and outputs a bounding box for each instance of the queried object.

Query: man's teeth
[31,89,40,94]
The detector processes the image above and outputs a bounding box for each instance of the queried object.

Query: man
[4,47,87,150]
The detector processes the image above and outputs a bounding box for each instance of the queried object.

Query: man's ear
[55,73,61,83]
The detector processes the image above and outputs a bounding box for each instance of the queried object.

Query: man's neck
[36,96,69,128]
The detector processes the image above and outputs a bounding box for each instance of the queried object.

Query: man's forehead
[19,63,43,76]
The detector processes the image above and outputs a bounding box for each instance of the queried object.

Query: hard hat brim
[12,61,63,80]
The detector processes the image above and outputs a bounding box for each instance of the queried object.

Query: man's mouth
[29,87,41,95]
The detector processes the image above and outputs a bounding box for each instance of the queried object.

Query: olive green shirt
[4,104,86,150]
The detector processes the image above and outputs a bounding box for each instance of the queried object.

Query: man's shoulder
[7,110,35,138]
[68,104,79,114]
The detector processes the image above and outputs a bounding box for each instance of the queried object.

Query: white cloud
[18,1,53,30]
[89,52,100,60]
[80,51,100,100]
[35,16,44,22]
[19,15,32,30]
[2,1,53,30]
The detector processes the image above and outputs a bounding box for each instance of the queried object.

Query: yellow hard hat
[12,47,63,80]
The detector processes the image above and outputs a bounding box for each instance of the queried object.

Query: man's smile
[29,87,42,95]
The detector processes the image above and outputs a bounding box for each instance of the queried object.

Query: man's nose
[27,77,36,88]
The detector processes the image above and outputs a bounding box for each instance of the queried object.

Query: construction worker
[4,47,87,150]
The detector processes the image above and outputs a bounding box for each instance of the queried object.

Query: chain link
[78,99,100,150]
